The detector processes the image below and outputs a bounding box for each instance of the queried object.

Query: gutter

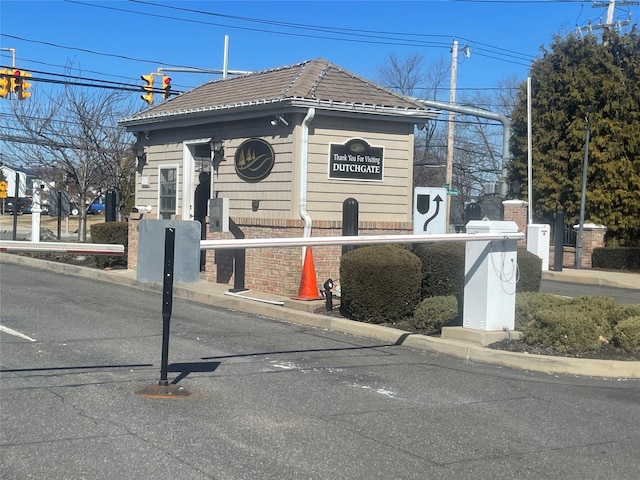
[300,107,316,239]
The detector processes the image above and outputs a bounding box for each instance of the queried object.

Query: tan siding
[303,118,413,223]
[208,132,296,219]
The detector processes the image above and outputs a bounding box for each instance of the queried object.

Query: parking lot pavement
[2,262,640,480]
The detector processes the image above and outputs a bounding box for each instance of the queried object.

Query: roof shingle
[121,59,431,125]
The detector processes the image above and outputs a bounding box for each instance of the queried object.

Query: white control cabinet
[526,224,550,271]
[463,220,519,331]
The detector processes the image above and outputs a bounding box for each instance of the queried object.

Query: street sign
[447,189,459,196]
[413,187,448,235]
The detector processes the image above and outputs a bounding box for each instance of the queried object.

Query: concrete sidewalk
[542,268,639,290]
[2,252,639,378]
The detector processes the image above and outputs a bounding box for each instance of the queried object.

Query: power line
[64,0,534,66]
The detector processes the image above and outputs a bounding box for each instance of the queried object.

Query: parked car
[4,197,30,215]
[87,196,105,215]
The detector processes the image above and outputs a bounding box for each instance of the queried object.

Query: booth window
[159,166,177,219]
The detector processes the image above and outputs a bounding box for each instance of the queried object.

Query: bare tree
[1,80,136,240]
[377,52,427,98]
[376,53,522,225]
[377,53,450,188]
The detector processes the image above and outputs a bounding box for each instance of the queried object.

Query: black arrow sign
[423,194,443,231]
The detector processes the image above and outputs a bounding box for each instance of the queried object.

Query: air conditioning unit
[483,182,498,195]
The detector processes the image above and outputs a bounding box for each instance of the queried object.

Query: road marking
[0,325,36,342]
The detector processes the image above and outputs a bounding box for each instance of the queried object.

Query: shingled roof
[120,59,436,126]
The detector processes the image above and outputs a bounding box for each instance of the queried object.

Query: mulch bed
[315,306,639,362]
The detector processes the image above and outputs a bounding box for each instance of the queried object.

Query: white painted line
[0,325,36,342]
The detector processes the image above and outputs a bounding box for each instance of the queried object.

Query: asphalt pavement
[1,253,639,379]
[2,261,640,480]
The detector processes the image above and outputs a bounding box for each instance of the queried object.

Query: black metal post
[553,210,564,272]
[105,188,117,222]
[229,219,247,292]
[342,198,358,256]
[57,191,62,240]
[159,227,176,387]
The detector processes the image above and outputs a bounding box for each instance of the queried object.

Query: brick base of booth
[127,213,412,297]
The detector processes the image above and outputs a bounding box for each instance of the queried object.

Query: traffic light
[8,70,32,100]
[15,70,32,100]
[162,75,171,100]
[0,69,9,99]
[140,73,155,105]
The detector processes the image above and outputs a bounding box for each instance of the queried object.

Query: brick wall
[128,214,412,296]
[502,200,527,232]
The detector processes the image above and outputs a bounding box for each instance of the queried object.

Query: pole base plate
[135,383,192,399]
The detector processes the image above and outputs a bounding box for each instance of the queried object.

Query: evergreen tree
[509,30,640,245]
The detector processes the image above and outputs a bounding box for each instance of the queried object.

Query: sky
[1,0,638,108]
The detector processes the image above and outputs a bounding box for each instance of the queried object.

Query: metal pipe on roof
[417,99,511,179]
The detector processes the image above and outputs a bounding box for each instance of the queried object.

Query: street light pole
[575,114,591,269]
[445,39,458,231]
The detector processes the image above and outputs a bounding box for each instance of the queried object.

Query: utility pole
[589,0,638,33]
[445,39,458,231]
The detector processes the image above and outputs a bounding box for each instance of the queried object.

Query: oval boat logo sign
[234,138,275,182]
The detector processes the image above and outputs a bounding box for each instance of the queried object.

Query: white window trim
[183,138,213,221]
[158,164,179,220]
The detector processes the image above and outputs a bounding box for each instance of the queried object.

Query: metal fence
[550,225,576,247]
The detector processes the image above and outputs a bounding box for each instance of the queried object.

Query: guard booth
[120,59,439,296]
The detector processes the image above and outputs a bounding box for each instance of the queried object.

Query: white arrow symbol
[423,194,443,231]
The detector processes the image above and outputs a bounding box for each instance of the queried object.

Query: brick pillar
[574,223,607,269]
[502,200,528,244]
[127,212,144,270]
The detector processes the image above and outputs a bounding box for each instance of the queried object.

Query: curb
[2,253,639,379]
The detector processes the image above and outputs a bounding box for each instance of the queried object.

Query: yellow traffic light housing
[16,71,32,100]
[7,70,32,100]
[9,70,19,94]
[161,75,171,100]
[140,73,155,105]
[0,69,9,99]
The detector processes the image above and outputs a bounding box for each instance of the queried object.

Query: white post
[31,180,41,243]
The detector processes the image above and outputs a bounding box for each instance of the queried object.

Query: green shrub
[613,316,640,354]
[514,292,573,331]
[339,245,421,324]
[90,221,128,269]
[570,296,617,340]
[592,247,640,271]
[522,306,603,354]
[412,295,458,333]
[516,247,542,293]
[412,242,465,298]
[412,242,541,299]
[610,304,640,328]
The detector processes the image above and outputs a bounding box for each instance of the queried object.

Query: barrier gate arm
[199,232,525,250]
[0,241,124,255]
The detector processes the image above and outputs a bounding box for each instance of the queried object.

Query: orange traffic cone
[292,247,323,300]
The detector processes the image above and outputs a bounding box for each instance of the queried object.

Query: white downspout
[300,108,316,238]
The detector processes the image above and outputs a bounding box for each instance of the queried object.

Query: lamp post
[575,113,592,269]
